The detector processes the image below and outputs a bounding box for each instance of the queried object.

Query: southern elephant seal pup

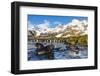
[35,43,54,59]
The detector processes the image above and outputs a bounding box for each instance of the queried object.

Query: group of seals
[34,42,80,60]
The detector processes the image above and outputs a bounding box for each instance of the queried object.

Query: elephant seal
[35,43,54,59]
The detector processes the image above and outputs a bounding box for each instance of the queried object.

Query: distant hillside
[28,19,88,39]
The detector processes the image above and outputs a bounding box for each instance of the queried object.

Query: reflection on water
[28,41,88,61]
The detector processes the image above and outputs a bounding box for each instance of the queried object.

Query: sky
[28,15,88,28]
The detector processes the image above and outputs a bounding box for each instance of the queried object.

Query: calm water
[28,41,88,61]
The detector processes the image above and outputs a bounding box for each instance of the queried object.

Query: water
[28,41,88,61]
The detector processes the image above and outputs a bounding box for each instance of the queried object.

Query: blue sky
[28,15,88,28]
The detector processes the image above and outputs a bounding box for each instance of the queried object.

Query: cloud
[28,20,51,33]
[28,18,88,34]
[37,20,50,29]
[82,20,88,25]
[67,19,88,26]
[67,19,81,25]
[54,21,62,25]
[26,20,51,33]
[28,21,35,30]
[72,19,80,23]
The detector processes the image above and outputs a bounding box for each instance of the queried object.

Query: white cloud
[36,20,51,33]
[28,20,51,34]
[68,19,81,26]
[28,21,35,30]
[54,21,62,25]
[28,18,88,36]
[82,20,88,25]
[68,19,88,26]
[37,20,50,29]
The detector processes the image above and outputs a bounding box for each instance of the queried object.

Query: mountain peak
[28,19,88,37]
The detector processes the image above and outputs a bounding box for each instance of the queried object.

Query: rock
[66,43,80,55]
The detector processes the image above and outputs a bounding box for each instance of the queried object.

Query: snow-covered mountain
[28,19,88,38]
